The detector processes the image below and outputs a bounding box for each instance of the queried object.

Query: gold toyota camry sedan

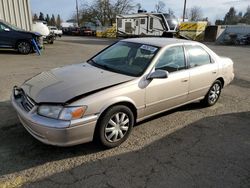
[11,38,234,148]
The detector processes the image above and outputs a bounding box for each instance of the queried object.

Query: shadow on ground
[0,49,20,55]
[0,100,204,177]
[24,111,250,188]
[0,100,249,187]
[0,101,103,177]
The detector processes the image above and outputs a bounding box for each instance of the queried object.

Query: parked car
[11,38,234,148]
[238,33,250,45]
[0,19,42,54]
[80,26,96,36]
[32,22,56,44]
[71,27,81,36]
[48,26,63,37]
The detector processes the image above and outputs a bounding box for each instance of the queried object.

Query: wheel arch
[15,39,32,49]
[216,77,224,88]
[98,100,137,124]
[93,100,138,140]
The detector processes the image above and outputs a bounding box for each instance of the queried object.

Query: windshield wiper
[87,59,114,71]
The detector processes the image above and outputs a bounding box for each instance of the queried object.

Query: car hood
[21,63,134,103]
[18,30,41,37]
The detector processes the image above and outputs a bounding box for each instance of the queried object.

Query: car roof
[121,37,199,47]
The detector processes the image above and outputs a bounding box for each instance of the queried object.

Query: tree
[168,8,175,17]
[189,6,203,21]
[215,19,224,25]
[155,1,166,13]
[38,12,45,21]
[78,0,134,26]
[224,7,237,24]
[136,3,141,11]
[56,14,62,28]
[243,6,250,24]
[109,0,134,25]
[33,13,38,21]
[45,14,51,25]
[50,14,56,26]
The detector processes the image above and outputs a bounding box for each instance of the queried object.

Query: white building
[0,0,32,31]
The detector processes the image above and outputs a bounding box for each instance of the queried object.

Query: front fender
[98,96,137,116]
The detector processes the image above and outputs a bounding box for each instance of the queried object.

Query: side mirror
[147,69,169,79]
[4,28,10,32]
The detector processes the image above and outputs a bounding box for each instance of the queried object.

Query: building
[0,0,32,31]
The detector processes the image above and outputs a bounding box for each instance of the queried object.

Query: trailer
[116,13,178,38]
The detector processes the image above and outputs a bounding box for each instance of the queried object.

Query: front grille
[13,86,36,112]
[21,95,35,112]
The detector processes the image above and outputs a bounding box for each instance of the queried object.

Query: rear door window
[185,45,211,68]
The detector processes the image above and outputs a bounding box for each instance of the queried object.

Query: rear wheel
[202,80,222,106]
[96,105,134,148]
[17,41,32,54]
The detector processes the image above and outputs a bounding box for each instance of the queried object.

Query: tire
[48,39,54,44]
[17,41,32,54]
[202,80,222,106]
[96,105,134,148]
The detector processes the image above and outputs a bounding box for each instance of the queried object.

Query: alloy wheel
[18,41,31,54]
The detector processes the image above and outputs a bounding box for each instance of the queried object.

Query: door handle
[181,79,188,82]
[212,71,217,74]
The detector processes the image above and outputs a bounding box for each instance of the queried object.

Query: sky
[31,0,250,23]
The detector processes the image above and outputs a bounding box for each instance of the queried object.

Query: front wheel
[202,80,222,106]
[17,41,32,54]
[96,105,134,148]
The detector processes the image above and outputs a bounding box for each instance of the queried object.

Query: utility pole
[182,0,187,22]
[76,0,80,26]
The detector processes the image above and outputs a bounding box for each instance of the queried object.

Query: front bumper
[11,93,98,146]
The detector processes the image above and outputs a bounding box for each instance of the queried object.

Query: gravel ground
[0,36,249,188]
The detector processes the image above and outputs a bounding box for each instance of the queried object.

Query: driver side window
[0,24,7,31]
[155,46,186,73]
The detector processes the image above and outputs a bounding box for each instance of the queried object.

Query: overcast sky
[31,0,250,23]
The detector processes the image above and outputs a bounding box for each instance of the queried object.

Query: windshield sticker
[140,45,157,53]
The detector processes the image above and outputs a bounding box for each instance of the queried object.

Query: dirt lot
[0,36,249,188]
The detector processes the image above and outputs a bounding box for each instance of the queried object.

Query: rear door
[184,44,218,101]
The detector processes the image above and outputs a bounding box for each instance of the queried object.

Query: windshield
[89,41,159,77]
[2,20,23,31]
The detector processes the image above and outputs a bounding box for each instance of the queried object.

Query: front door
[145,45,189,117]
[0,23,13,47]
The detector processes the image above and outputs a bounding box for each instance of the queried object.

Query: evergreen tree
[224,7,237,25]
[33,13,38,21]
[50,14,56,26]
[45,14,51,25]
[243,6,250,24]
[38,12,45,21]
[215,19,224,25]
[56,14,62,28]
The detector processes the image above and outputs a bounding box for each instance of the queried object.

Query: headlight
[38,105,87,120]
[59,106,87,120]
[38,105,63,119]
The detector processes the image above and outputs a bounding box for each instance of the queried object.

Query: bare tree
[168,8,175,17]
[78,0,134,26]
[155,1,166,13]
[189,6,203,21]
[136,3,141,11]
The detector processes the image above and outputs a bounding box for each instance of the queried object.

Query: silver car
[11,38,234,148]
